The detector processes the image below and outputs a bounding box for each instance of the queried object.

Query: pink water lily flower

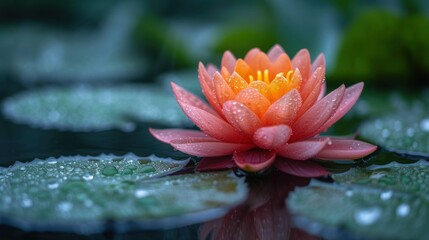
[150,45,377,177]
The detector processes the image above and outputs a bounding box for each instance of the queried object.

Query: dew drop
[82,173,94,181]
[420,119,429,132]
[102,166,118,176]
[354,207,381,225]
[396,203,410,217]
[58,202,73,213]
[380,191,392,200]
[134,189,150,198]
[22,198,33,208]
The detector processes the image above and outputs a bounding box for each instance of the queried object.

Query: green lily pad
[288,161,429,239]
[0,3,145,83]
[360,110,429,157]
[2,84,189,132]
[332,161,429,194]
[0,154,248,234]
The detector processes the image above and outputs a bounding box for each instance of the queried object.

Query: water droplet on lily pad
[1,84,189,132]
[288,161,429,239]
[0,154,247,234]
[360,111,429,157]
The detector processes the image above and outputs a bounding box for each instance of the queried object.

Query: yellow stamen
[257,70,262,81]
[263,69,269,83]
[248,75,254,82]
[286,70,294,81]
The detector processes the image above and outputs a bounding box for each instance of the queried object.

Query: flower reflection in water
[199,171,319,240]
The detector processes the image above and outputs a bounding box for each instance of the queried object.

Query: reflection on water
[199,171,318,240]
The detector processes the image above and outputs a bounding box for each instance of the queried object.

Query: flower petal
[171,82,218,116]
[267,44,285,61]
[292,49,311,84]
[318,82,364,132]
[248,80,271,100]
[198,62,222,113]
[149,128,207,144]
[233,149,276,172]
[177,101,249,143]
[270,53,292,80]
[311,53,325,74]
[227,72,249,94]
[253,125,292,149]
[207,64,218,77]
[244,48,261,63]
[274,159,329,177]
[234,88,271,118]
[247,52,272,75]
[235,59,252,81]
[315,138,378,160]
[296,66,325,117]
[276,137,330,160]
[262,89,302,126]
[291,85,345,141]
[221,51,236,73]
[299,66,325,102]
[213,72,236,105]
[171,139,254,157]
[222,100,263,137]
[195,156,236,171]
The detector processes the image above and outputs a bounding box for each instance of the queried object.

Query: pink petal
[221,51,237,73]
[233,149,276,172]
[311,53,325,74]
[274,159,329,177]
[195,156,237,171]
[318,82,364,132]
[177,101,249,143]
[222,100,263,137]
[315,138,378,160]
[198,62,223,114]
[213,72,236,105]
[207,64,218,77]
[253,125,292,150]
[276,137,330,160]
[244,48,261,63]
[234,88,271,118]
[149,128,207,143]
[292,49,311,84]
[296,66,325,117]
[247,52,272,73]
[262,89,302,126]
[171,82,218,116]
[291,85,345,141]
[299,66,325,102]
[171,138,254,157]
[318,81,327,101]
[267,44,285,61]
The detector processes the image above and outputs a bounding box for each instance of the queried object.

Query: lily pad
[2,84,189,132]
[0,154,248,234]
[288,161,429,240]
[0,3,145,83]
[360,111,429,157]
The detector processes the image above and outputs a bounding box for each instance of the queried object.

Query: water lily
[150,45,377,177]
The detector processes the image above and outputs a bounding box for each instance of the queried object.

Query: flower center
[248,69,294,84]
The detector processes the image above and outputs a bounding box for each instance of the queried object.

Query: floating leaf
[0,3,145,83]
[288,161,429,239]
[2,84,189,132]
[0,154,247,234]
[360,111,429,157]
[332,161,429,195]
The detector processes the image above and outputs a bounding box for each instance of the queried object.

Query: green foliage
[333,10,429,87]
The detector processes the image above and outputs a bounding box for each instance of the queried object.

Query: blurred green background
[0,0,428,88]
